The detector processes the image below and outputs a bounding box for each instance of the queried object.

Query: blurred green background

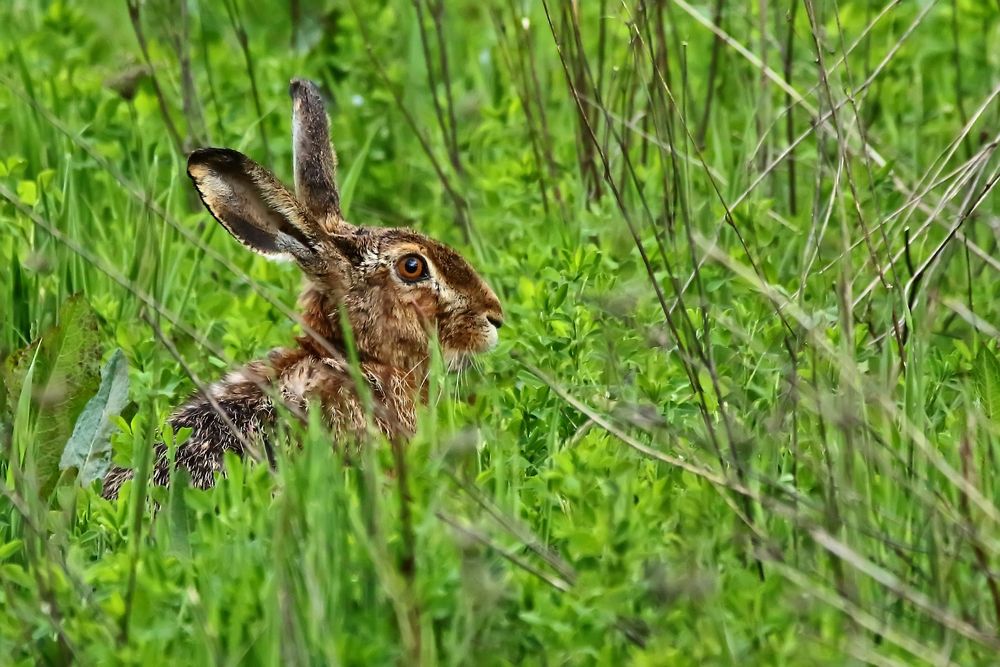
[1,0,1000,664]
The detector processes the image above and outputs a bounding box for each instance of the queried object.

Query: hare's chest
[277,355,417,439]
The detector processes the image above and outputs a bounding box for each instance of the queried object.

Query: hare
[102,78,503,499]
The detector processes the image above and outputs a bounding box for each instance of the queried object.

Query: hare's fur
[102,79,502,499]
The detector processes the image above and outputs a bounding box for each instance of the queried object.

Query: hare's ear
[289,78,346,229]
[187,148,321,264]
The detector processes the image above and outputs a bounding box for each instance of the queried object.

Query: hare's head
[187,79,503,373]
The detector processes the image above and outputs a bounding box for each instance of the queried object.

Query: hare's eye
[396,254,428,282]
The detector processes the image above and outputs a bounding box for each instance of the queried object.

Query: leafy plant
[59,347,128,485]
[2,294,102,496]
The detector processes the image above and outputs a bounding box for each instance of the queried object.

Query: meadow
[1,0,999,664]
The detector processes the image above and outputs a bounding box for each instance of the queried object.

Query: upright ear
[289,78,346,229]
[187,148,322,265]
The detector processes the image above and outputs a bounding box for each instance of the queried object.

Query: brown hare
[102,78,503,499]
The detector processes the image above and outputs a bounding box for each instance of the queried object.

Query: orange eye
[396,254,428,282]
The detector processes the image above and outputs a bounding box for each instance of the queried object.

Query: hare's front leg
[161,384,276,489]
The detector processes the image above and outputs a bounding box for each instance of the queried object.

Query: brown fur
[101,79,502,500]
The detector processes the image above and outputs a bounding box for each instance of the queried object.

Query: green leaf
[974,346,1000,421]
[0,539,23,562]
[59,348,129,485]
[16,179,37,206]
[9,347,39,474]
[167,466,192,558]
[550,282,569,310]
[2,295,102,497]
[338,122,380,219]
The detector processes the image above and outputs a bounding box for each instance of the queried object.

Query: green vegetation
[2,0,999,663]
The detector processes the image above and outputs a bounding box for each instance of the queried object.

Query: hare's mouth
[440,318,500,372]
[444,335,496,373]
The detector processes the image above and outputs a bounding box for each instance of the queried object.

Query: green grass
[1,0,1000,664]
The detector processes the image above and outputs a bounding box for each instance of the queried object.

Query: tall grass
[1,0,999,663]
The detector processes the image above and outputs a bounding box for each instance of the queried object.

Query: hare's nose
[487,315,504,330]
